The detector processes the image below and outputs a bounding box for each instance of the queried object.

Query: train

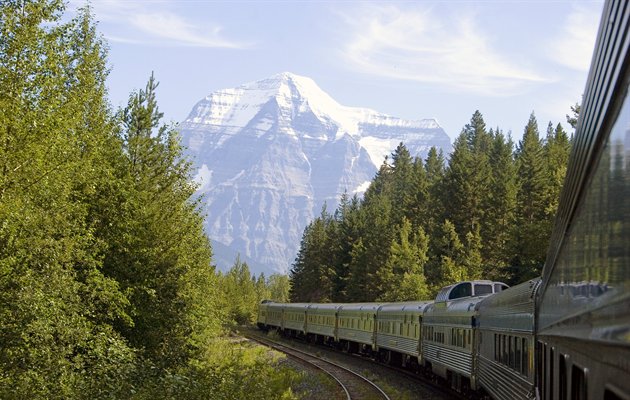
[258,2,630,399]
[257,279,536,398]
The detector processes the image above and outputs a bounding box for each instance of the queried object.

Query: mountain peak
[179,73,452,275]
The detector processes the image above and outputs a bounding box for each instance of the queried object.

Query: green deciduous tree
[0,3,135,397]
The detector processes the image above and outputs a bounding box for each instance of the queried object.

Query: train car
[281,303,310,336]
[422,280,507,392]
[257,300,270,329]
[262,301,284,330]
[536,2,630,399]
[476,278,541,400]
[375,301,433,367]
[305,303,340,344]
[337,303,381,353]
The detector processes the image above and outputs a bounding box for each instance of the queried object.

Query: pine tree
[222,256,258,325]
[331,194,363,301]
[434,220,467,286]
[377,218,429,301]
[408,156,430,231]
[267,274,291,302]
[482,128,517,279]
[512,112,549,282]
[442,111,492,238]
[566,102,581,130]
[389,143,416,224]
[105,73,216,368]
[544,123,571,219]
[289,208,335,302]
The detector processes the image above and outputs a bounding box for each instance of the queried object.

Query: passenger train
[257,2,630,399]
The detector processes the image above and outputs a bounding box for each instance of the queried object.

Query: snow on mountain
[179,72,451,275]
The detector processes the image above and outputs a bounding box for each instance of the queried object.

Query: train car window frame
[474,283,493,296]
[537,341,544,397]
[571,364,587,400]
[449,282,472,299]
[522,338,529,377]
[515,336,522,373]
[559,353,567,400]
[494,334,499,362]
[550,347,555,400]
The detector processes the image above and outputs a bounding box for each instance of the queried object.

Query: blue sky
[69,0,603,143]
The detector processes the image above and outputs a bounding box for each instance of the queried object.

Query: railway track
[247,334,391,400]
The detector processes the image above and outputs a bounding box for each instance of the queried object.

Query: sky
[68,0,604,143]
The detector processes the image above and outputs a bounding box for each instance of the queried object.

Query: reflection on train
[259,2,630,399]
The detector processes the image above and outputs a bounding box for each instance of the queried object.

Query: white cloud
[339,5,548,96]
[547,4,602,71]
[71,0,250,49]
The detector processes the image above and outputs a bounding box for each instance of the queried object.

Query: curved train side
[257,280,520,397]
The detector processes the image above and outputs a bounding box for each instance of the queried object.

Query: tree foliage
[0,2,297,398]
[290,110,572,301]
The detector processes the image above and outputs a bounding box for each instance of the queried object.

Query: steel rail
[247,334,390,400]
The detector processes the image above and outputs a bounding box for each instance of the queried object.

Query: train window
[550,347,555,400]
[494,334,499,361]
[522,338,529,376]
[571,365,587,400]
[515,337,522,373]
[474,284,493,296]
[508,336,514,368]
[536,342,545,395]
[559,354,567,400]
[449,282,472,299]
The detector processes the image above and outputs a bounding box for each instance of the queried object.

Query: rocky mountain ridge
[179,72,452,275]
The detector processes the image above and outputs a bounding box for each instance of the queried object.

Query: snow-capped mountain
[179,72,451,275]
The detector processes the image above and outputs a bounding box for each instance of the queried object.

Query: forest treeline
[0,2,294,399]
[290,111,572,302]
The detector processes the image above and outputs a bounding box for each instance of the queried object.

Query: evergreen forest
[289,111,572,302]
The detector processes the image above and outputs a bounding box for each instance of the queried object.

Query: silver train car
[337,303,381,352]
[536,1,630,399]
[304,303,339,343]
[476,279,541,400]
[421,280,507,392]
[281,303,309,335]
[374,301,433,367]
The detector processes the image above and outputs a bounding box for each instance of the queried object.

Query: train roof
[477,278,541,311]
[306,303,343,311]
[377,301,434,313]
[425,295,489,322]
[338,303,381,312]
[281,303,311,311]
[476,278,541,332]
